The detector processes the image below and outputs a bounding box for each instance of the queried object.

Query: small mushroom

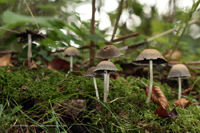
[84,67,102,99]
[94,61,119,103]
[167,64,191,99]
[63,47,80,71]
[95,45,123,99]
[132,49,167,103]
[95,45,124,59]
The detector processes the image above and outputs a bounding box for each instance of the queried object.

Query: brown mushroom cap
[94,61,119,74]
[167,64,191,79]
[64,47,80,57]
[95,45,124,59]
[84,67,103,78]
[132,49,167,65]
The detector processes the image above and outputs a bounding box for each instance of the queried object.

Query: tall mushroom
[132,49,167,103]
[95,45,123,98]
[167,64,191,99]
[84,67,102,99]
[63,47,80,71]
[94,61,119,103]
[16,29,46,70]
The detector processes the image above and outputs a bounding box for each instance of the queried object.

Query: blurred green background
[0,0,200,66]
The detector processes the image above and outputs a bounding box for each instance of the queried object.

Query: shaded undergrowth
[0,66,200,132]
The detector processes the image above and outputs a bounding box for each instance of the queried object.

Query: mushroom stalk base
[104,71,108,103]
[178,77,181,99]
[28,34,32,70]
[70,56,73,71]
[93,77,99,99]
[146,60,153,103]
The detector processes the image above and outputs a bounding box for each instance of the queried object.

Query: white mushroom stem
[106,73,110,99]
[104,70,108,103]
[178,77,181,99]
[70,55,73,71]
[146,60,153,103]
[93,77,99,99]
[106,59,110,100]
[28,34,32,70]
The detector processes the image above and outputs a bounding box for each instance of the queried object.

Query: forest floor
[1,65,200,133]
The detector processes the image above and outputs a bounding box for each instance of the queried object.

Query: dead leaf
[0,54,13,67]
[7,67,12,72]
[192,102,200,106]
[25,58,38,70]
[168,105,179,120]
[146,86,169,110]
[59,85,67,91]
[154,106,169,118]
[173,98,192,108]
[110,73,121,80]
[48,57,78,71]
[22,86,29,91]
[155,106,179,120]
[165,49,182,61]
[182,87,196,95]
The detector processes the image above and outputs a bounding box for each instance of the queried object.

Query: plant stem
[70,56,73,71]
[146,60,153,103]
[104,71,108,103]
[178,77,181,99]
[93,77,99,99]
[28,34,32,70]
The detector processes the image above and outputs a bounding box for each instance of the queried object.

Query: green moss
[1,66,200,132]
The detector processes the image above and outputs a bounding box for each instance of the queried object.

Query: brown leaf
[110,73,121,80]
[0,54,13,67]
[145,86,169,110]
[25,58,38,70]
[155,106,179,120]
[173,98,192,108]
[22,86,29,91]
[59,85,67,91]
[48,57,78,71]
[164,49,182,61]
[182,87,196,95]
[155,106,169,118]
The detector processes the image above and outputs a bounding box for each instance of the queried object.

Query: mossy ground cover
[0,66,200,132]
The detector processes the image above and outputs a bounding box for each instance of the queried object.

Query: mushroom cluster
[64,44,191,104]
[94,45,123,102]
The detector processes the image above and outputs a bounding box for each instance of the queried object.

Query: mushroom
[95,45,123,98]
[167,64,191,99]
[84,67,102,99]
[63,47,80,71]
[132,49,167,103]
[94,61,119,103]
[16,29,46,70]
[95,45,124,59]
